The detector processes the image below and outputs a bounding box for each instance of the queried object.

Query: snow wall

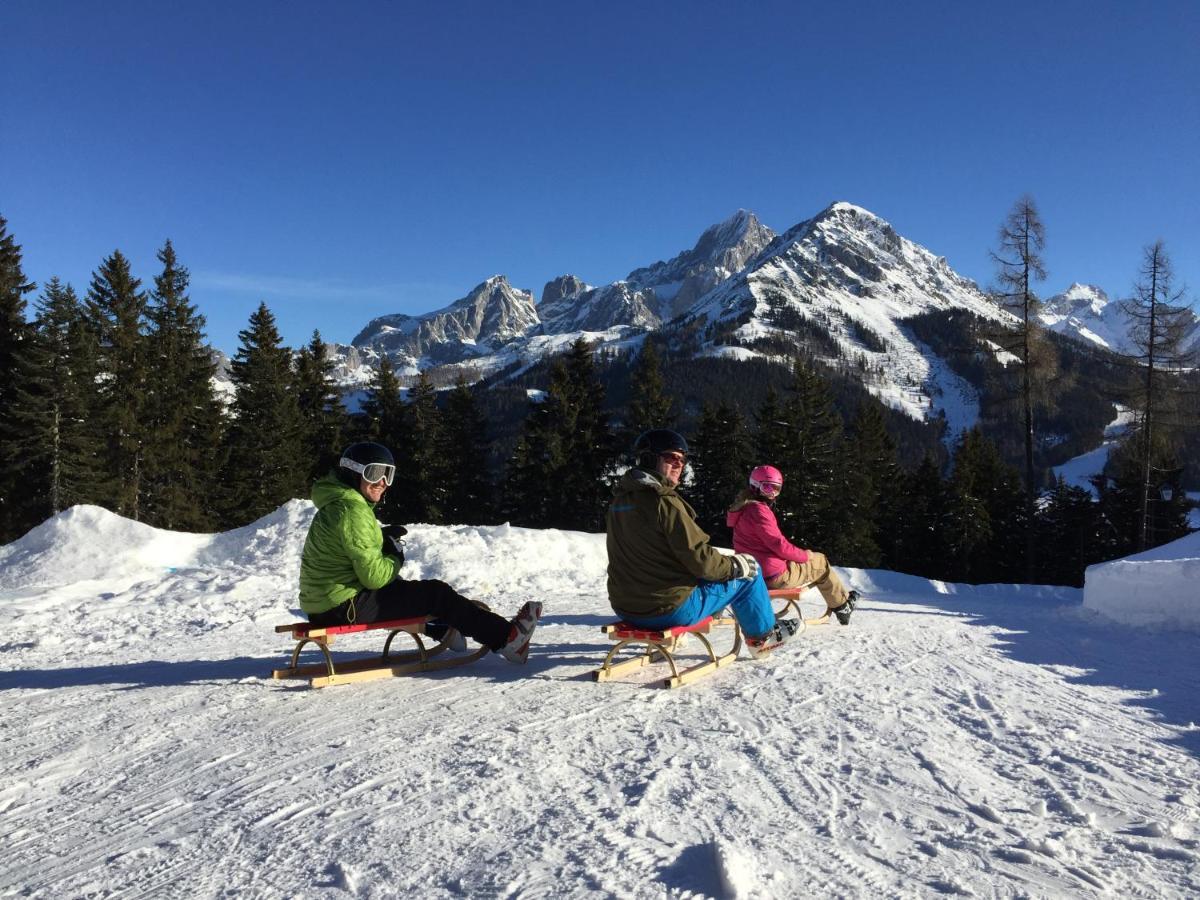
[1083,530,1200,630]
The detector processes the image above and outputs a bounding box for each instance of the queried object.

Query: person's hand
[382,524,407,564]
[730,552,759,581]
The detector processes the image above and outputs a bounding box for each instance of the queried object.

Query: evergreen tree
[142,241,223,530]
[689,402,754,543]
[1099,432,1191,556]
[8,279,106,525]
[391,371,441,524]
[502,339,612,531]
[1036,477,1103,586]
[627,338,674,437]
[1118,240,1198,550]
[358,353,408,525]
[773,358,842,551]
[0,215,37,540]
[837,401,895,567]
[437,376,494,525]
[294,329,346,485]
[220,303,305,525]
[892,454,951,579]
[86,250,149,518]
[753,387,790,469]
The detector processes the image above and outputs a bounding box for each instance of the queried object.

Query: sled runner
[592,615,743,689]
[769,587,832,627]
[271,617,487,688]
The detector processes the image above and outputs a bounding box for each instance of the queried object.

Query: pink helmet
[749,465,783,497]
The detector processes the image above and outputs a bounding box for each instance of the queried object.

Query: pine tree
[438,376,494,525]
[8,279,106,525]
[0,215,37,540]
[358,353,408,525]
[294,329,346,485]
[142,241,223,530]
[837,401,895,567]
[627,337,674,437]
[753,387,790,471]
[773,358,842,551]
[689,402,754,542]
[501,339,612,531]
[219,302,305,525]
[391,371,441,524]
[891,454,951,579]
[86,250,149,518]
[1036,477,1103,586]
[1118,240,1198,550]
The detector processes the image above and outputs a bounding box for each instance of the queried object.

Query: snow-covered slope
[3,506,1199,897]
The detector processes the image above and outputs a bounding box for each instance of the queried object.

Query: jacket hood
[615,467,674,499]
[311,472,371,510]
[726,496,764,528]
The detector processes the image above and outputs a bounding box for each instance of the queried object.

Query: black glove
[382,523,408,565]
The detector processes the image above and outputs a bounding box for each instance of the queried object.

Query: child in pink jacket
[726,465,859,625]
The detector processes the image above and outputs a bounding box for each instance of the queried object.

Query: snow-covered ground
[3,505,1200,898]
[1084,531,1200,631]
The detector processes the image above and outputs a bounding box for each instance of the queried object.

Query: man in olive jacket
[299,442,541,664]
[605,430,801,657]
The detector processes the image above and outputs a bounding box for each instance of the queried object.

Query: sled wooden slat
[592,615,742,689]
[271,615,486,688]
[769,587,833,626]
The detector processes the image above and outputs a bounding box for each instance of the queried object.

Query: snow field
[2,505,1199,898]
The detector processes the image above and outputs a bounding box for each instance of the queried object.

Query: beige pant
[766,552,849,611]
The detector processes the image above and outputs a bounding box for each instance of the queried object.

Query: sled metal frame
[592,615,742,689]
[768,586,832,629]
[271,616,487,688]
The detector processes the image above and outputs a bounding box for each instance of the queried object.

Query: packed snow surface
[3,505,1200,898]
[1084,531,1200,631]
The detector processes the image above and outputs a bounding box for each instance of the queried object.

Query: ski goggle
[658,451,687,467]
[341,458,395,486]
[754,481,782,498]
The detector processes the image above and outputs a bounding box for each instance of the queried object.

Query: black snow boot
[832,590,859,626]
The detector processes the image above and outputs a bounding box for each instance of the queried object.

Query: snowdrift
[1084,530,1200,630]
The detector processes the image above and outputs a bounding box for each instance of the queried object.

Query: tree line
[0,214,1193,587]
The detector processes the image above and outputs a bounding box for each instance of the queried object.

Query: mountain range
[214,202,1191,449]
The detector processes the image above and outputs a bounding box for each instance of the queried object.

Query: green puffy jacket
[298,473,399,615]
[605,468,735,619]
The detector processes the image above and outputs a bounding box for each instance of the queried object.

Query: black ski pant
[307,578,511,651]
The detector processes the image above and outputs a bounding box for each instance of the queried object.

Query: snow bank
[1083,531,1200,630]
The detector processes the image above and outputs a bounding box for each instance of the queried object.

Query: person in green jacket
[299,442,540,664]
[605,429,802,659]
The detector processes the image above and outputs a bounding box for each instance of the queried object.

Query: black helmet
[632,429,689,471]
[337,442,396,488]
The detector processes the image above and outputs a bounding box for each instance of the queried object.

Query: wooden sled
[769,587,833,628]
[271,616,488,688]
[592,615,742,689]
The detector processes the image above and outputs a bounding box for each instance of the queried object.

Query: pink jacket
[726,500,809,580]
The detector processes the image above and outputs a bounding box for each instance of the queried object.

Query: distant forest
[1,216,1195,588]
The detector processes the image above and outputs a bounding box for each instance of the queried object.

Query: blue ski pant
[621,572,774,639]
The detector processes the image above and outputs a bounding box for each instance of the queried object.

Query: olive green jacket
[605,468,736,619]
[298,473,399,615]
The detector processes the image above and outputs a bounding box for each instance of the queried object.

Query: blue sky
[3,0,1197,354]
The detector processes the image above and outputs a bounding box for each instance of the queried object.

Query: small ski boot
[745,618,802,659]
[832,590,859,626]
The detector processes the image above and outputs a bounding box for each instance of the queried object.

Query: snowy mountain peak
[688,202,1009,427]
[352,274,539,366]
[1039,283,1125,351]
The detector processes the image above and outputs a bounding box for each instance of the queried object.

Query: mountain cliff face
[536,210,777,333]
[1040,284,1131,352]
[351,276,539,366]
